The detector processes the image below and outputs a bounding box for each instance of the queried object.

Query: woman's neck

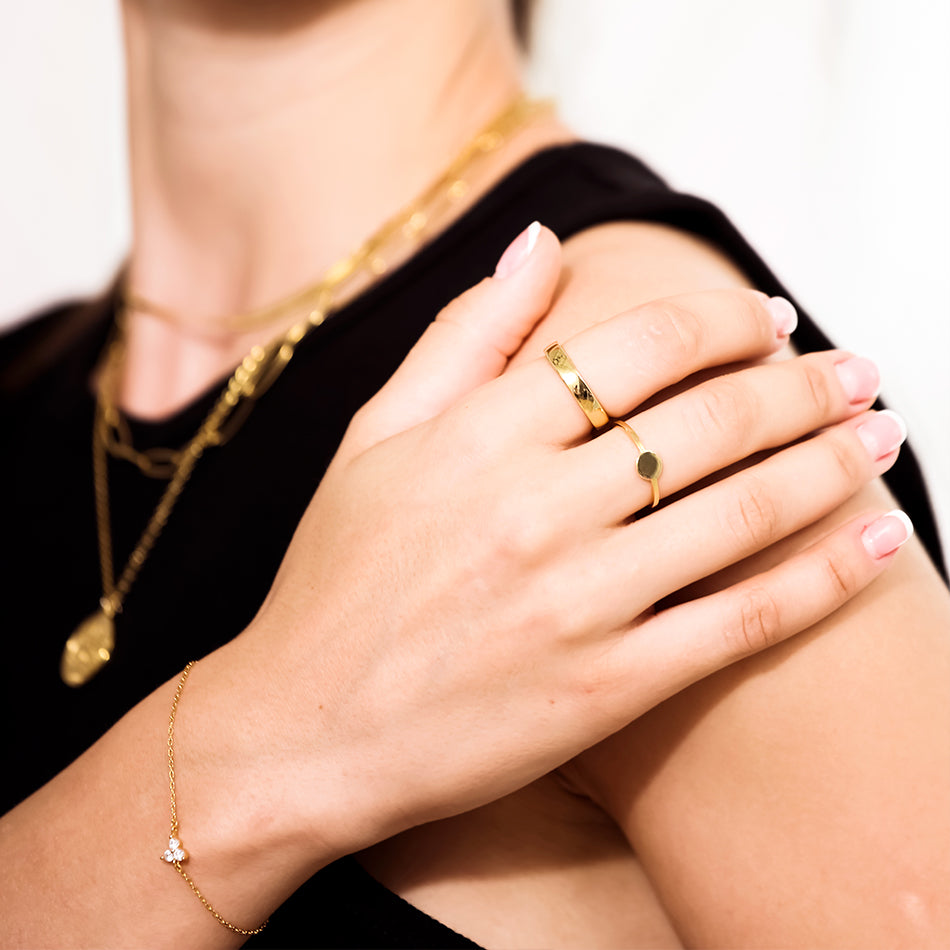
[114,0,575,419]
[122,0,524,334]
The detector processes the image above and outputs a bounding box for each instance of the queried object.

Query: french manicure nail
[835,356,881,404]
[862,509,914,559]
[766,297,798,337]
[856,409,907,460]
[494,220,541,279]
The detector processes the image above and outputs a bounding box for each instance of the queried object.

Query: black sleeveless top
[1,143,944,948]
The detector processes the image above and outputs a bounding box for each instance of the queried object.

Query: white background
[2,1,948,549]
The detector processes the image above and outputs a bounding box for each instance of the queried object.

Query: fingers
[619,408,907,603]
[566,350,881,521]
[489,289,796,447]
[607,509,915,710]
[339,222,561,461]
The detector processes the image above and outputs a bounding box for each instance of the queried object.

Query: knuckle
[799,359,835,419]
[348,400,374,433]
[429,405,494,465]
[727,586,783,655]
[825,429,867,487]
[493,492,549,564]
[724,476,782,550]
[688,377,756,448]
[818,548,860,603]
[342,403,378,454]
[736,291,769,338]
[640,300,706,367]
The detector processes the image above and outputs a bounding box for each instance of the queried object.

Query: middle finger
[484,288,795,449]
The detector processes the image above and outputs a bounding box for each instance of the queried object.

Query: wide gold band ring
[613,419,663,508]
[543,342,609,430]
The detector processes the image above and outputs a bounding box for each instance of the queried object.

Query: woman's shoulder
[499,142,808,304]
[483,140,836,365]
[501,142,946,577]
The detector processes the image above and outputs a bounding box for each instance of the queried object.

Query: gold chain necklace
[59,95,553,686]
[106,95,552,480]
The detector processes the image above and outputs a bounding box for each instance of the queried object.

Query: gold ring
[544,342,609,430]
[613,419,663,508]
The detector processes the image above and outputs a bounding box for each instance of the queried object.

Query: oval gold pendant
[61,609,115,687]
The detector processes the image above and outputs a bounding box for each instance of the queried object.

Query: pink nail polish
[766,297,798,337]
[862,509,914,559]
[835,356,881,404]
[494,221,541,279]
[856,410,907,460]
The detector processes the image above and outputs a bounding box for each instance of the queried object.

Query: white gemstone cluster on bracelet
[161,836,188,864]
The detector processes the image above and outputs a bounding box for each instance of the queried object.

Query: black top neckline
[88,142,654,444]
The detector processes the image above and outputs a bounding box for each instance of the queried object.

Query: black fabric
[1,143,945,949]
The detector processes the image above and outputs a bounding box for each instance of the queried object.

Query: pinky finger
[623,509,914,706]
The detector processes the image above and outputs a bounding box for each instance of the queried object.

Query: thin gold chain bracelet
[161,662,269,936]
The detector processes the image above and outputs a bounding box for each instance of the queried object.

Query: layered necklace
[60,94,553,686]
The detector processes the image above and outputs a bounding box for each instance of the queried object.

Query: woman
[2,1,948,947]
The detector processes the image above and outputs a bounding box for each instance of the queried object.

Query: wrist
[153,651,330,928]
[162,639,387,898]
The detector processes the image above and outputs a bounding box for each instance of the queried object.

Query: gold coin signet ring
[614,418,663,508]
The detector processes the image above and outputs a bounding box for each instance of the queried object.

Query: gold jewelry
[613,418,663,508]
[105,95,553,481]
[60,338,282,685]
[543,341,610,430]
[161,662,269,936]
[61,94,552,685]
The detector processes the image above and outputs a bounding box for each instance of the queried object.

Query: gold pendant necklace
[60,94,554,685]
[61,604,117,686]
[62,327,300,686]
[61,385,120,686]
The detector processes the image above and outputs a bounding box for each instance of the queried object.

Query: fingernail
[766,297,798,337]
[862,509,914,559]
[494,221,541,279]
[835,356,881,404]
[856,409,907,460]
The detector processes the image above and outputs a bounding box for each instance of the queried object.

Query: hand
[190,224,908,871]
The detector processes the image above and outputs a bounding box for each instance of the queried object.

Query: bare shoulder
[509,220,751,366]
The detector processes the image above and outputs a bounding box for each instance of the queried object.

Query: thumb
[341,221,561,460]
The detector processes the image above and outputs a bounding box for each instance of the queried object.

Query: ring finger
[565,349,882,521]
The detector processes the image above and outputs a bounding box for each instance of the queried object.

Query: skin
[117,0,570,416]
[361,225,950,948]
[1,234,913,950]
[2,0,948,947]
